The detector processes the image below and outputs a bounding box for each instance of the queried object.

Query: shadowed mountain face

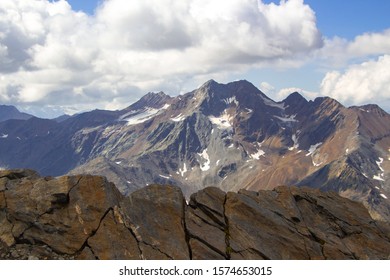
[0,80,390,220]
[0,105,33,122]
[1,170,389,260]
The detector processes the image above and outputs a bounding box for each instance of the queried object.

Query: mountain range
[0,79,389,221]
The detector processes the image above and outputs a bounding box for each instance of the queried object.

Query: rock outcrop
[1,170,389,260]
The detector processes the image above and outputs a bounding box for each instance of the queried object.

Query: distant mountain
[0,80,389,221]
[0,105,33,122]
[52,114,72,123]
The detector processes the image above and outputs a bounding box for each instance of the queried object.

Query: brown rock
[87,208,140,260]
[290,187,390,259]
[189,238,226,260]
[120,184,190,260]
[3,172,122,255]
[0,191,6,209]
[186,187,227,258]
[1,170,390,260]
[225,190,309,260]
[0,211,15,247]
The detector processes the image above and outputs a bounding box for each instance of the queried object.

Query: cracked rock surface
[1,169,389,260]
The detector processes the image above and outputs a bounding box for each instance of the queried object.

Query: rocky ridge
[1,170,389,260]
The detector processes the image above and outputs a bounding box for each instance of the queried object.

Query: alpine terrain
[0,80,389,221]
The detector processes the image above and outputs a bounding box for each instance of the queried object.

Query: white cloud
[348,29,390,57]
[319,29,390,67]
[259,82,276,95]
[320,55,390,107]
[0,0,322,117]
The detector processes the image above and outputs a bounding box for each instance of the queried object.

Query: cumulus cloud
[259,81,276,95]
[320,55,390,107]
[319,29,390,67]
[0,0,322,117]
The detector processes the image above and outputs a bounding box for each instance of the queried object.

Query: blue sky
[1,0,390,117]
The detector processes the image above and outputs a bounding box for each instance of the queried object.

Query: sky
[0,0,389,117]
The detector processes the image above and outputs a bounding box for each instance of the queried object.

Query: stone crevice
[188,206,225,230]
[67,176,84,201]
[75,207,114,258]
[182,200,193,259]
[141,241,174,260]
[372,221,390,243]
[122,221,144,260]
[233,248,271,260]
[222,193,231,260]
[194,204,225,228]
[188,235,226,259]
[291,190,326,259]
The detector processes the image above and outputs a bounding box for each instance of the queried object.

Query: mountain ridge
[0,105,33,123]
[1,79,389,221]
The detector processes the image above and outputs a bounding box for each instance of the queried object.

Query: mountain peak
[283,92,308,112]
[0,105,33,122]
[126,91,172,111]
[284,91,306,102]
[313,96,344,110]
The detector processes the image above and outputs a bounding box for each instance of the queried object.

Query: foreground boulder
[1,170,389,260]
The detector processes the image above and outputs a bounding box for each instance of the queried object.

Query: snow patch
[373,157,385,181]
[179,163,188,177]
[275,115,298,122]
[306,143,322,156]
[249,142,265,160]
[115,161,122,165]
[223,96,239,106]
[198,149,211,171]
[262,97,285,109]
[376,157,384,172]
[0,134,8,138]
[312,160,323,167]
[375,186,380,190]
[345,148,349,154]
[209,110,233,130]
[123,106,166,125]
[288,134,299,151]
[216,159,220,166]
[373,175,385,181]
[250,150,265,160]
[171,113,185,122]
[380,194,388,199]
[159,174,171,179]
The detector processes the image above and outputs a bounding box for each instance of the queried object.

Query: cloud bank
[0,0,322,116]
[320,55,390,108]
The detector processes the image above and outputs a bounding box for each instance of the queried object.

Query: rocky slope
[1,170,389,260]
[1,80,390,221]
